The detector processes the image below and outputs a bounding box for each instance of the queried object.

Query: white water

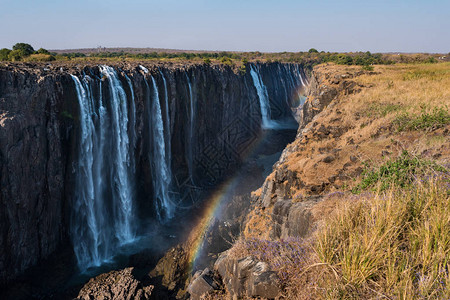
[99,66,135,244]
[185,73,195,182]
[159,69,172,166]
[71,67,136,270]
[71,74,105,268]
[148,76,174,219]
[249,65,279,129]
[124,74,137,174]
[139,65,149,73]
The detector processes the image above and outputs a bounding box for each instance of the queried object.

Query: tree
[8,50,25,61]
[36,48,50,55]
[12,43,35,56]
[0,48,11,60]
[308,48,319,53]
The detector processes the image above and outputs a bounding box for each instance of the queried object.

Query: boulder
[76,267,153,300]
[187,268,220,300]
[214,253,280,299]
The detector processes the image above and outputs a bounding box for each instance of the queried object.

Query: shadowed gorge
[0,62,306,297]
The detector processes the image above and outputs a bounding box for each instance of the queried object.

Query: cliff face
[0,62,305,285]
[246,65,368,240]
[0,69,73,284]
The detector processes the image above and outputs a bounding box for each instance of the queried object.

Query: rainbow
[185,130,271,272]
[186,178,236,272]
[185,70,307,271]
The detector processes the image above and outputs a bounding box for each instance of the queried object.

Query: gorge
[0,61,308,297]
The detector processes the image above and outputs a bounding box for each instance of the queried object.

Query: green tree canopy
[308,48,319,53]
[36,48,50,55]
[0,48,11,60]
[12,43,35,56]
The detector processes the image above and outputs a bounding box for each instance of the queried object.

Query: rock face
[0,62,305,286]
[246,64,368,240]
[0,67,74,286]
[214,252,280,299]
[76,268,153,300]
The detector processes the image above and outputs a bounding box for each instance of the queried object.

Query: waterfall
[71,74,108,269]
[250,64,277,129]
[70,66,136,271]
[99,65,135,244]
[185,73,195,182]
[159,69,172,166]
[146,75,174,220]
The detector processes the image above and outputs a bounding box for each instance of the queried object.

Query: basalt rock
[76,267,153,300]
[0,61,305,287]
[213,252,280,299]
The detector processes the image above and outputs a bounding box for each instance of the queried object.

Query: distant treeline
[0,43,444,66]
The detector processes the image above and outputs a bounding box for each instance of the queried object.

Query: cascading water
[124,73,137,162]
[159,69,172,166]
[185,73,195,182]
[99,65,135,244]
[249,64,277,129]
[68,63,306,271]
[70,66,136,271]
[71,74,109,269]
[146,75,174,220]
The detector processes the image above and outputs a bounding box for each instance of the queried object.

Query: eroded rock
[214,253,280,299]
[76,268,153,300]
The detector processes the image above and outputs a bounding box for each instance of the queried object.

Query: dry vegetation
[211,63,450,299]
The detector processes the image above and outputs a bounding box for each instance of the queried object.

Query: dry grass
[225,177,450,299]
[314,177,450,299]
[227,237,318,299]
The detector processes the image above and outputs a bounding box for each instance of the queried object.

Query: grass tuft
[394,106,450,131]
[352,151,447,193]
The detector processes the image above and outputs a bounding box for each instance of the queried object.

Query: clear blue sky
[0,0,448,53]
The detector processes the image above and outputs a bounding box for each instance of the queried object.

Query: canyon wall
[0,62,306,285]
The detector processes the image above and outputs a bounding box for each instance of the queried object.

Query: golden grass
[314,178,450,299]
[350,63,450,116]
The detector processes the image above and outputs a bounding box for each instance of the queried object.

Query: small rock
[381,150,391,157]
[322,155,335,163]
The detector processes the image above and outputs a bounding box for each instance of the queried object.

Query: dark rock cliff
[0,62,305,285]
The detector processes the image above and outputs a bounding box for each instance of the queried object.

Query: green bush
[394,106,450,131]
[36,48,50,55]
[425,56,438,64]
[0,48,11,60]
[352,151,447,193]
[361,64,374,71]
[8,49,26,61]
[239,64,246,75]
[308,48,319,53]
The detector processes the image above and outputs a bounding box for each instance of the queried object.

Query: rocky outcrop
[213,252,280,299]
[76,268,154,300]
